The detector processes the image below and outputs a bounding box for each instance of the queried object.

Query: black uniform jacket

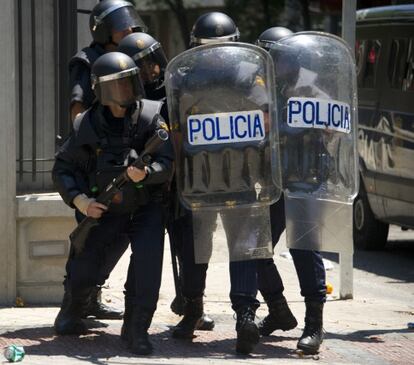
[53,101,174,209]
[69,43,105,108]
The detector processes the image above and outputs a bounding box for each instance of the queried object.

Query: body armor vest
[86,100,163,215]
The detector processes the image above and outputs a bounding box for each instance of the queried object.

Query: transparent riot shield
[166,42,282,263]
[269,32,358,253]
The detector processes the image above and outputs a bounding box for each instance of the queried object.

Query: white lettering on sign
[287,97,351,134]
[187,110,265,145]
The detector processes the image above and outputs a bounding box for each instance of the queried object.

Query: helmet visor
[255,39,275,51]
[106,6,147,33]
[190,31,240,47]
[134,46,168,85]
[96,73,145,107]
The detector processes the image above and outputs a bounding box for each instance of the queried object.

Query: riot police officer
[68,0,147,321]
[189,11,240,47]
[70,0,147,121]
[53,52,174,356]
[255,27,326,355]
[117,32,216,332]
[169,12,261,355]
[118,33,168,101]
[255,27,293,51]
[117,32,168,117]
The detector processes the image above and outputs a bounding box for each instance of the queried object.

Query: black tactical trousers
[73,210,129,288]
[65,202,165,312]
[257,197,327,303]
[170,209,260,312]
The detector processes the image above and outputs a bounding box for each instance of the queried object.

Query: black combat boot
[235,306,260,355]
[54,290,90,335]
[170,294,185,315]
[120,299,134,342]
[172,297,203,339]
[197,313,215,331]
[128,309,154,355]
[171,295,215,331]
[82,287,123,320]
[297,302,324,354]
[259,297,298,336]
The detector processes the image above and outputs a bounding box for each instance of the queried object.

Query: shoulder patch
[159,121,170,132]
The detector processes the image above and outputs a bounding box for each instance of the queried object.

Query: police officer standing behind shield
[53,52,174,355]
[255,27,326,355]
[68,0,147,321]
[169,12,262,355]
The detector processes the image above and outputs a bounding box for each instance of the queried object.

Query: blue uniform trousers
[257,197,326,303]
[65,202,165,312]
[170,209,260,312]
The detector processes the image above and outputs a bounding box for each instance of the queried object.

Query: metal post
[339,252,354,299]
[55,0,78,141]
[31,0,37,182]
[342,0,357,53]
[0,0,17,305]
[339,0,357,300]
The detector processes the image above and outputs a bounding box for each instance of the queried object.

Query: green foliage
[224,0,285,43]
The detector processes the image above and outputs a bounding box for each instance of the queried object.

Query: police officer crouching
[53,52,173,355]
[117,31,216,333]
[68,0,147,322]
[255,27,326,355]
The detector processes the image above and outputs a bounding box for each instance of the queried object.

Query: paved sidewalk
[1,227,413,364]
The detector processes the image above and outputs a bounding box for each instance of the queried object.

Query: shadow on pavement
[0,325,305,361]
[323,240,414,283]
[325,327,414,343]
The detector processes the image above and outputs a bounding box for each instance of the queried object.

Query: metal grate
[16,0,77,193]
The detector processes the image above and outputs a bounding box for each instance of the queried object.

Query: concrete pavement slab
[1,226,413,364]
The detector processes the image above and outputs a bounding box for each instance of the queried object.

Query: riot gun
[70,129,169,256]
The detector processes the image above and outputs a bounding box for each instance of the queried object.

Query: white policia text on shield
[269,32,359,253]
[165,42,283,263]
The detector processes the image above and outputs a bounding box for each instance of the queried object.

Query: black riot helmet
[190,12,240,48]
[118,33,168,87]
[90,0,147,46]
[91,52,145,107]
[256,27,293,51]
